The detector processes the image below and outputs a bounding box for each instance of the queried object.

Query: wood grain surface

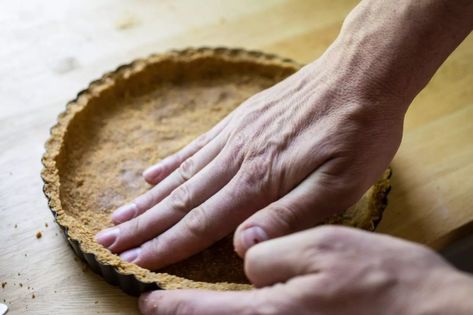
[0,0,471,314]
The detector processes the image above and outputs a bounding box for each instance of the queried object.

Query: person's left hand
[138,226,473,315]
[94,51,405,269]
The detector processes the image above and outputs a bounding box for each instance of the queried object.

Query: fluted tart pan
[41,47,392,296]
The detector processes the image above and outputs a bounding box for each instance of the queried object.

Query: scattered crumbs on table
[36,231,42,239]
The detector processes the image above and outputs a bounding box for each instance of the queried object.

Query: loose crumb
[25,253,27,257]
[14,224,18,228]
[1,282,6,288]
[18,273,21,276]
[45,223,48,228]
[32,293,35,299]
[94,301,98,304]
[20,283,23,287]
[35,231,42,239]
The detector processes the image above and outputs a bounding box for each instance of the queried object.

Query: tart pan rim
[40,47,391,296]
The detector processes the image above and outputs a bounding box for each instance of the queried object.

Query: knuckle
[134,193,153,210]
[195,133,208,147]
[169,185,192,214]
[244,245,260,271]
[313,225,346,250]
[226,133,246,159]
[183,206,210,240]
[252,289,286,315]
[178,158,195,181]
[115,217,143,251]
[240,157,271,191]
[141,237,161,262]
[211,155,228,175]
[330,177,364,203]
[244,244,268,280]
[128,217,143,235]
[317,171,365,210]
[209,146,240,178]
[267,203,302,234]
[174,299,197,315]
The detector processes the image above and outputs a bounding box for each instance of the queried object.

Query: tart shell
[41,47,392,296]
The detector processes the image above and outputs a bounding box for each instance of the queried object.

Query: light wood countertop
[0,1,471,313]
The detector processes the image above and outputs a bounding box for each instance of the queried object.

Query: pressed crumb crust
[41,48,391,291]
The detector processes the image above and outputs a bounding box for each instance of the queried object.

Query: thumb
[234,164,358,257]
[139,287,283,315]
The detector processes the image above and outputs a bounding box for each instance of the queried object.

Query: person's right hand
[139,226,473,315]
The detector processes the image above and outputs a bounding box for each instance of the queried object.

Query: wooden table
[1,1,471,313]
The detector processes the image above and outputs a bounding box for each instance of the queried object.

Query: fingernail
[240,226,269,250]
[112,203,138,224]
[120,248,141,263]
[143,164,162,180]
[95,227,119,248]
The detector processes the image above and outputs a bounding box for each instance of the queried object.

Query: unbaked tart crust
[41,48,392,295]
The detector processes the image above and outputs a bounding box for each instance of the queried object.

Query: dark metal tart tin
[41,47,391,296]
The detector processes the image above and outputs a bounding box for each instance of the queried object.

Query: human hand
[95,46,405,269]
[139,226,473,315]
[96,0,473,273]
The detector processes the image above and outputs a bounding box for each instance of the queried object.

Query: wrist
[313,0,473,118]
[302,41,409,121]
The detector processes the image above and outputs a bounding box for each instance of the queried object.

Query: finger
[143,113,233,185]
[96,152,238,254]
[233,158,357,257]
[127,171,266,270]
[139,287,283,315]
[111,136,225,224]
[244,225,350,287]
